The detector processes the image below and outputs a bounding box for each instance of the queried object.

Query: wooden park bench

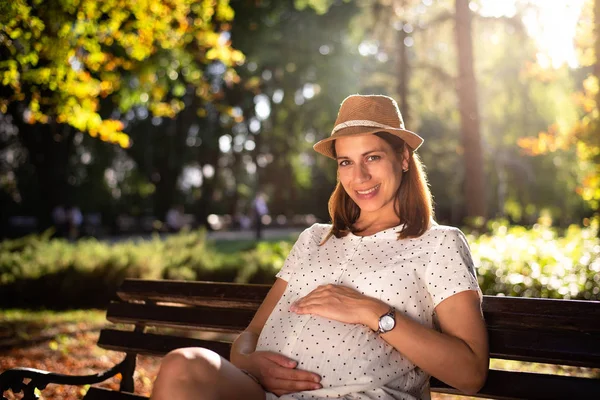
[1,278,599,399]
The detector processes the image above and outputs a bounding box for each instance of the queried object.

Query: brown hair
[321,132,433,244]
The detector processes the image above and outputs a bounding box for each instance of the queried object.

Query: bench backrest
[99,279,600,400]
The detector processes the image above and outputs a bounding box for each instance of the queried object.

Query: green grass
[1,309,106,323]
[0,309,108,349]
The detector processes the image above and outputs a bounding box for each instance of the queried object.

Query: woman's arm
[375,290,488,394]
[291,286,488,394]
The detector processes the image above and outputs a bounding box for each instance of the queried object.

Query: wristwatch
[377,307,396,334]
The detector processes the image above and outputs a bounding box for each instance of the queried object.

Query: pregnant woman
[150,95,489,400]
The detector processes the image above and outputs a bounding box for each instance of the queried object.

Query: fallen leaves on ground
[0,311,160,400]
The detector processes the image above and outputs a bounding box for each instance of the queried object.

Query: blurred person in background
[51,204,67,238]
[66,204,82,241]
[252,191,269,239]
[166,204,186,232]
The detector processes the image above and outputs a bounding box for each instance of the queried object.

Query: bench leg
[22,384,39,400]
[119,353,137,393]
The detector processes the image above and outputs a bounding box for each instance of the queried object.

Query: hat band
[331,119,402,135]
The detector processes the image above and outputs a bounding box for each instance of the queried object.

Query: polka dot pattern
[257,223,482,400]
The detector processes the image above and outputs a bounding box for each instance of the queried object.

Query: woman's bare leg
[150,347,266,400]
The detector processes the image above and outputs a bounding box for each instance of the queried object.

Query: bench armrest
[0,356,129,400]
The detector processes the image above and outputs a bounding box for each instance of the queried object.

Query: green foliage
[467,219,600,300]
[0,0,242,146]
[238,240,293,283]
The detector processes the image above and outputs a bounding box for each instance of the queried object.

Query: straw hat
[313,94,424,159]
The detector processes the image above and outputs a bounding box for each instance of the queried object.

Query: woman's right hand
[245,350,322,396]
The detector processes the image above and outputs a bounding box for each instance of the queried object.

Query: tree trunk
[455,0,487,221]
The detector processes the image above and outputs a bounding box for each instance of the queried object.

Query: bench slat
[97,329,231,360]
[483,295,600,316]
[484,310,600,333]
[106,302,254,332]
[117,279,271,309]
[488,327,600,367]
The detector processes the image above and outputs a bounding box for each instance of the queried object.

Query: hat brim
[313,126,424,159]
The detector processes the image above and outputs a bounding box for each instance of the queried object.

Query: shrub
[468,219,600,300]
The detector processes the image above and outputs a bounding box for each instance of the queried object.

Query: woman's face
[335,134,408,219]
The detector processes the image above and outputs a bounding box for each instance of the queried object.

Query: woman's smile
[355,183,381,198]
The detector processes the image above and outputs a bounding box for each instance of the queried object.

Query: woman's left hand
[289,284,388,330]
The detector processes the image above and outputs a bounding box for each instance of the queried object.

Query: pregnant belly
[257,315,407,390]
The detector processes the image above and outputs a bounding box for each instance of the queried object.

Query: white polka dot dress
[256,223,482,400]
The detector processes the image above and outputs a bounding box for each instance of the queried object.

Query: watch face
[380,315,395,331]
